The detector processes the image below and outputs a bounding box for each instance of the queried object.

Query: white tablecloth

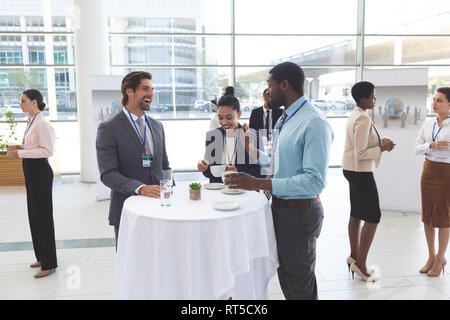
[114,182,278,300]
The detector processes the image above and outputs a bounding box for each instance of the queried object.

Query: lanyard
[432,116,450,142]
[22,112,39,144]
[276,100,308,131]
[272,100,308,144]
[225,135,238,166]
[126,108,146,146]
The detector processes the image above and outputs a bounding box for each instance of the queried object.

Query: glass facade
[1,0,450,173]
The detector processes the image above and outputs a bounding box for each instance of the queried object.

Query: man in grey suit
[96,71,171,247]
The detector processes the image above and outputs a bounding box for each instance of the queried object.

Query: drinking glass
[160,179,172,207]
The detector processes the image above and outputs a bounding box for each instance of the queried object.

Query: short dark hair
[218,86,240,112]
[23,89,46,111]
[351,81,375,104]
[269,62,305,93]
[436,87,450,102]
[263,88,269,97]
[121,71,152,106]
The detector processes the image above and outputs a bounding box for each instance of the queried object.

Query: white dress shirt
[122,108,154,156]
[122,108,155,194]
[224,136,236,165]
[415,116,450,164]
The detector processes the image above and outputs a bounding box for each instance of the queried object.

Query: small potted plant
[0,110,24,186]
[189,182,202,200]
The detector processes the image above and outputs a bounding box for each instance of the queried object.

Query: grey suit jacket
[96,111,170,226]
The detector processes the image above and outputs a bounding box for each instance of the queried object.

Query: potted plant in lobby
[189,182,202,200]
[0,110,25,186]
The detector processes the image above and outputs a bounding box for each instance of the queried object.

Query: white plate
[213,201,240,211]
[222,189,245,195]
[204,183,225,190]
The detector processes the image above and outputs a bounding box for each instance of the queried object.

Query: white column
[356,0,365,82]
[73,0,109,182]
[43,0,57,120]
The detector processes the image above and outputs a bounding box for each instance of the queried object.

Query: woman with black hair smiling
[7,89,57,279]
[198,86,262,183]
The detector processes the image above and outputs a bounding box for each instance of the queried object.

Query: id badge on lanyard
[142,153,152,168]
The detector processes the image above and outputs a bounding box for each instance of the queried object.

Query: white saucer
[204,183,225,190]
[222,189,245,195]
[213,201,240,211]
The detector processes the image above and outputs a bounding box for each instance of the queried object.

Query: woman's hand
[430,141,449,150]
[380,138,395,152]
[7,144,22,151]
[197,159,209,172]
[7,149,19,158]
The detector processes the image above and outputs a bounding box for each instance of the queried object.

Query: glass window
[0,16,20,30]
[110,67,232,119]
[236,67,357,117]
[0,68,47,111]
[26,16,44,31]
[236,36,357,66]
[364,36,450,65]
[0,49,23,64]
[235,0,357,34]
[110,35,231,66]
[365,0,450,35]
[29,48,46,64]
[108,0,232,33]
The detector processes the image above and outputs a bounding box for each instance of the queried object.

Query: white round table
[113,182,278,300]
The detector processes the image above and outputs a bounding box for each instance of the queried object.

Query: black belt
[272,196,320,208]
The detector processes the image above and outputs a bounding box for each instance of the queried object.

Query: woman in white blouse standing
[415,87,450,277]
[7,89,57,279]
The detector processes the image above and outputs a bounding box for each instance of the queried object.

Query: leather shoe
[34,269,55,279]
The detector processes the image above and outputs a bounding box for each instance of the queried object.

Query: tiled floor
[0,169,448,300]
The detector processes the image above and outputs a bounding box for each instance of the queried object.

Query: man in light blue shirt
[224,62,333,300]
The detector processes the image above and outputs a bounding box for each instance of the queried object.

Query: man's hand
[7,149,19,158]
[223,172,271,191]
[138,185,161,198]
[430,141,450,150]
[242,123,249,132]
[197,159,209,172]
[380,138,395,152]
[225,165,237,172]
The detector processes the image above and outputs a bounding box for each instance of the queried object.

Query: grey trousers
[114,225,119,251]
[271,202,324,300]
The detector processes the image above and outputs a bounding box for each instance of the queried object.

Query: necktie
[136,117,151,156]
[264,111,287,200]
[265,110,270,139]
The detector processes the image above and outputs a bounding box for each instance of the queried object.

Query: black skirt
[343,170,381,223]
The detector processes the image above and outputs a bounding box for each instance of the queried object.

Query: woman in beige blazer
[342,81,395,282]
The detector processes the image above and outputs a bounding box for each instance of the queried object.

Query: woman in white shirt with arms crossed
[415,87,450,277]
[7,89,57,279]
